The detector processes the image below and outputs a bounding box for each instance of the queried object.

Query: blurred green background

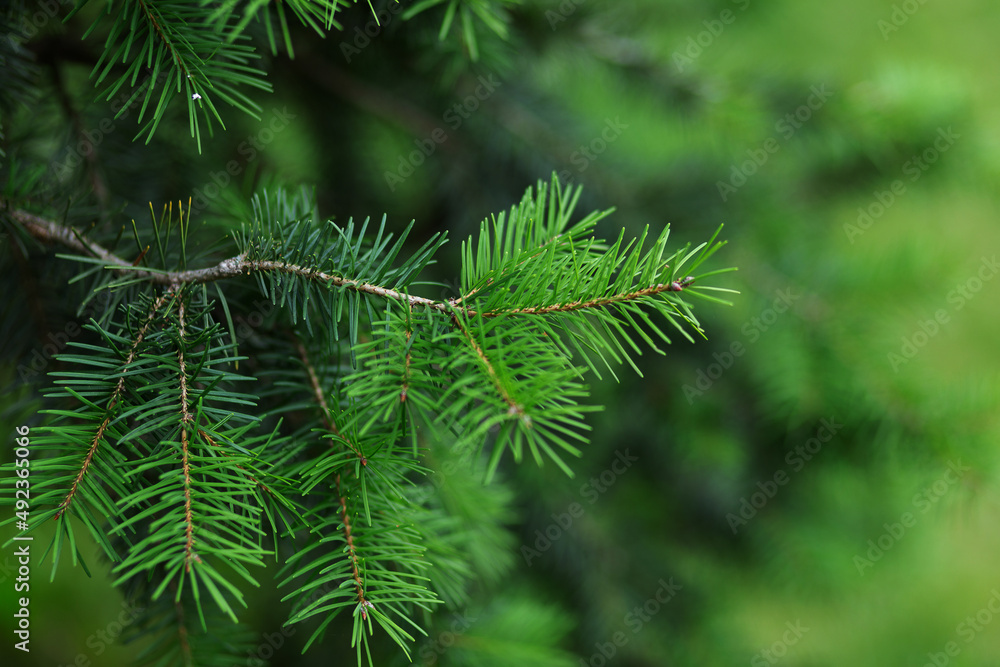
[3,0,1000,664]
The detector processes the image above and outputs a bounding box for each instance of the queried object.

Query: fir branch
[344,307,457,452]
[102,290,273,623]
[251,259,449,313]
[136,0,190,77]
[55,291,172,520]
[10,205,449,301]
[450,311,526,423]
[295,337,368,611]
[296,336,335,428]
[8,202,722,331]
[337,472,369,614]
[401,321,413,404]
[8,208,703,321]
[74,0,273,148]
[210,0,348,57]
[198,428,274,498]
[294,336,365,463]
[176,294,200,572]
[10,207,154,276]
[485,276,696,317]
[437,312,596,480]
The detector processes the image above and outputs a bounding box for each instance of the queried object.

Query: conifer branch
[294,334,366,464]
[337,473,368,615]
[137,0,191,78]
[450,313,528,425]
[176,296,199,571]
[294,338,369,613]
[294,336,366,466]
[296,337,335,430]
[9,207,442,301]
[198,428,276,498]
[55,291,172,520]
[449,227,589,309]
[11,208,157,276]
[249,260,449,312]
[486,276,696,317]
[401,326,412,404]
[73,0,273,147]
[9,209,707,326]
[0,2,740,662]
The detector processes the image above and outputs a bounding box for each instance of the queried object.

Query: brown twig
[491,278,692,316]
[11,207,693,319]
[176,296,200,571]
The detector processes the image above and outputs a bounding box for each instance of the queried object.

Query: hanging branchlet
[54,291,171,521]
[337,473,369,611]
[485,278,696,317]
[294,338,370,607]
[175,294,201,571]
[450,310,528,425]
[295,336,367,464]
[401,305,413,404]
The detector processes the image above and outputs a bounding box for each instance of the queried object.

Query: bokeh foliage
[2,0,999,665]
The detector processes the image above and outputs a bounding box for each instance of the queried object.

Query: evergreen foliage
[7,0,996,664]
[0,2,733,663]
[1,177,730,664]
